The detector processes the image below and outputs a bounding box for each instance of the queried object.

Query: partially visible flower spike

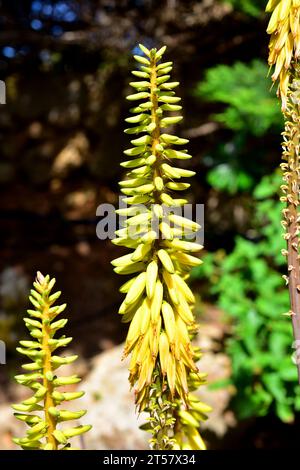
[280,71,300,381]
[266,0,300,108]
[12,272,91,450]
[112,44,210,449]
[266,1,300,382]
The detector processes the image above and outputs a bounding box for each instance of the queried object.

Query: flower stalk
[281,73,300,380]
[266,0,300,381]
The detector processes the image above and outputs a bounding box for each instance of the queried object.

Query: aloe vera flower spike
[112,44,211,449]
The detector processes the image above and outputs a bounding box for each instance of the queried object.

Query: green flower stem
[148,370,176,450]
[41,300,57,449]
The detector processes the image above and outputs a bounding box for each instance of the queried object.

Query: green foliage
[194,172,300,421]
[223,0,266,17]
[12,272,91,450]
[207,163,253,194]
[195,59,283,197]
[195,60,282,136]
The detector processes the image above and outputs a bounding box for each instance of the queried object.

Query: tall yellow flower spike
[266,0,300,108]
[112,44,211,449]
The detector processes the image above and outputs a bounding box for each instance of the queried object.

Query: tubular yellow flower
[266,0,300,108]
[112,44,209,449]
[12,272,91,450]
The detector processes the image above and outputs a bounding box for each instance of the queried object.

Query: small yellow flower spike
[112,44,210,449]
[12,272,91,450]
[266,0,300,108]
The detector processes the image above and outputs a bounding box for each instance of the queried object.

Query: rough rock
[80,345,148,450]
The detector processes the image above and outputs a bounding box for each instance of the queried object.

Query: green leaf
[275,402,294,423]
[262,373,286,403]
[195,60,282,136]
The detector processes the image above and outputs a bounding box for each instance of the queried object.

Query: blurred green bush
[223,0,266,17]
[195,60,283,197]
[193,59,300,422]
[195,60,282,136]
[194,172,300,421]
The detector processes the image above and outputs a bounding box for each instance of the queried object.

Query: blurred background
[0,0,299,450]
